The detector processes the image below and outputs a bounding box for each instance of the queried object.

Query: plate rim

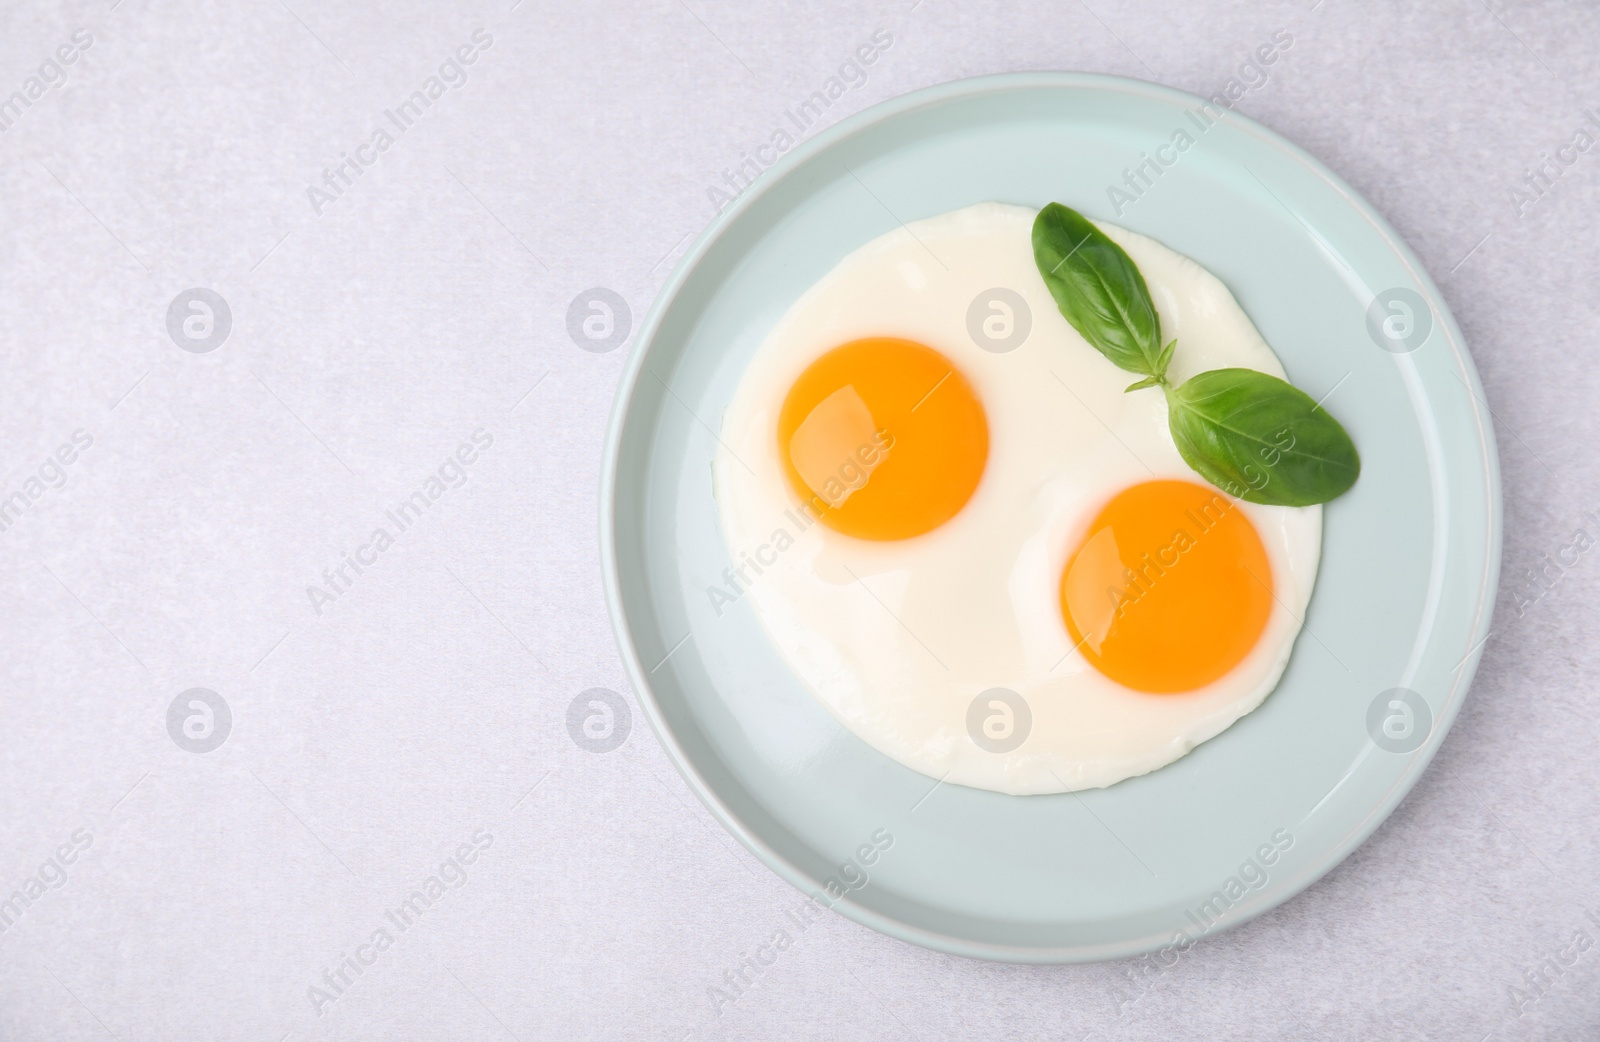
[599,70,1502,963]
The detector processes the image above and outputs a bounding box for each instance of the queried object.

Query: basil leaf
[1165,368,1360,506]
[1032,203,1166,379]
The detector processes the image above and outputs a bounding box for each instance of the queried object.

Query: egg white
[713,203,1321,795]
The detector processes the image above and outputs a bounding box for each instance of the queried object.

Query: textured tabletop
[0,1,1596,1039]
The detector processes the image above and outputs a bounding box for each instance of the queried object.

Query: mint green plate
[600,73,1500,962]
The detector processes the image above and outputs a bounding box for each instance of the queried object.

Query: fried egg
[712,202,1321,794]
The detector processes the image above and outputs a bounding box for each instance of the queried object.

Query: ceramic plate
[600,73,1500,962]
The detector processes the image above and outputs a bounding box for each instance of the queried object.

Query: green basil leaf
[1164,368,1360,506]
[1032,203,1166,379]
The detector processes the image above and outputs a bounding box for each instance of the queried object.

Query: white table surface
[1,1,1597,1039]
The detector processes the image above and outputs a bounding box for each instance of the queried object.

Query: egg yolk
[777,337,988,541]
[1060,480,1273,694]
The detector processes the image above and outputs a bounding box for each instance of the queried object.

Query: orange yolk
[1060,480,1273,694]
[777,337,988,541]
